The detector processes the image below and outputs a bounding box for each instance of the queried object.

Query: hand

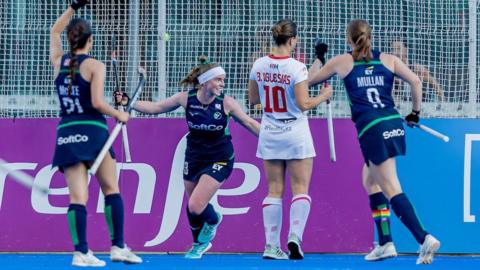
[405,110,420,125]
[314,39,328,65]
[115,111,130,124]
[320,83,333,100]
[71,0,89,11]
[113,90,130,106]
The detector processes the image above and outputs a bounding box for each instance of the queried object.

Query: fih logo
[57,134,89,145]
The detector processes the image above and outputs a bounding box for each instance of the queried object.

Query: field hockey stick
[111,34,132,162]
[403,120,450,142]
[0,159,49,195]
[89,67,147,175]
[315,39,336,162]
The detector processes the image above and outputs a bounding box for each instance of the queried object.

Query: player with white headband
[133,55,260,259]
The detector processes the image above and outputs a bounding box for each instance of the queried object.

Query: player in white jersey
[248,19,332,260]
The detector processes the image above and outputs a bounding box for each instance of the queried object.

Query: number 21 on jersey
[263,85,287,113]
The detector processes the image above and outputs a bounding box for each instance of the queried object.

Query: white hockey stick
[0,159,49,194]
[89,67,146,175]
[316,40,336,162]
[111,34,132,162]
[119,106,132,162]
[326,98,336,162]
[404,120,450,142]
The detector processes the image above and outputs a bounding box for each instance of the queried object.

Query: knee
[291,181,309,195]
[362,175,375,190]
[99,181,119,196]
[70,191,88,205]
[188,199,206,215]
[267,181,285,198]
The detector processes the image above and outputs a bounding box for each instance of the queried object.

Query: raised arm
[224,96,260,137]
[50,8,74,68]
[134,92,187,114]
[50,1,89,68]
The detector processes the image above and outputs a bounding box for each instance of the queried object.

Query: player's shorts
[52,120,115,172]
[256,115,316,160]
[358,117,405,166]
[183,156,234,183]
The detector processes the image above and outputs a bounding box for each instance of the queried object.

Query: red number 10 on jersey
[263,85,287,113]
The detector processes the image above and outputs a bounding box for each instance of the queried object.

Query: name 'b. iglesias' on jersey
[249,55,309,121]
[250,54,315,160]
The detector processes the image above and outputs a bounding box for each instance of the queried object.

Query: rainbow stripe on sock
[372,206,391,236]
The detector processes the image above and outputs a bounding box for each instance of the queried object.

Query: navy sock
[67,204,88,254]
[369,192,392,245]
[390,193,428,244]
[201,203,218,225]
[186,206,203,243]
[104,193,125,248]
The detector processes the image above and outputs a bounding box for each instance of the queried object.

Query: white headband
[198,66,226,84]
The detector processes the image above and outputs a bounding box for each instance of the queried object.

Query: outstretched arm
[225,96,260,137]
[134,92,187,114]
[308,57,338,87]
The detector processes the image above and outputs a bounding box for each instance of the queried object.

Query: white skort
[256,115,316,160]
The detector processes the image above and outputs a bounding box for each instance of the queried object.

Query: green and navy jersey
[185,89,234,161]
[342,50,400,137]
[55,54,104,122]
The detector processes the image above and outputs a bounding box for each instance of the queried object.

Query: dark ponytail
[66,18,92,95]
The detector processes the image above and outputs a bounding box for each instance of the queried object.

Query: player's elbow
[91,98,105,111]
[297,101,312,112]
[411,77,422,89]
[248,94,260,105]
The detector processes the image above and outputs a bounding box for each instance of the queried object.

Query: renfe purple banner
[0,118,371,252]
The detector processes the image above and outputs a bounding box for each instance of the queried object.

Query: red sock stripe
[291,196,311,204]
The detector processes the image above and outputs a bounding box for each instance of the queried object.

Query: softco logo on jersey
[187,121,223,131]
[57,134,89,145]
[382,129,405,140]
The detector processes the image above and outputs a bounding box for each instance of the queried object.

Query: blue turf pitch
[2,254,479,269]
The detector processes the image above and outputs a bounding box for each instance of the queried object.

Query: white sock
[262,197,283,248]
[289,194,311,241]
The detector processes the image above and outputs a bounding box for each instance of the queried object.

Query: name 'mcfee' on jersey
[55,54,104,122]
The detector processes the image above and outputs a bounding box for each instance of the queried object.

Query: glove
[314,39,328,64]
[71,0,89,11]
[405,110,420,124]
[113,90,130,106]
